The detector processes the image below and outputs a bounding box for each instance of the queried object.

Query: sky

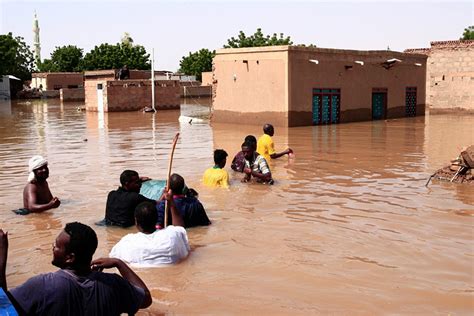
[1,0,472,71]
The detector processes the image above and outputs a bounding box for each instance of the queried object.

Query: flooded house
[84,69,180,112]
[31,72,84,100]
[212,45,427,126]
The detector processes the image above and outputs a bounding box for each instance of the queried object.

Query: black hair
[64,222,98,265]
[120,170,138,186]
[169,173,185,194]
[242,140,254,150]
[244,135,256,144]
[263,123,273,133]
[213,149,228,165]
[135,201,157,232]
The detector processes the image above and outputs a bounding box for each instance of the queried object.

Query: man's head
[214,149,228,168]
[120,170,141,192]
[263,124,274,136]
[52,222,98,269]
[28,155,49,182]
[241,140,255,161]
[169,173,185,195]
[244,135,257,150]
[135,201,157,233]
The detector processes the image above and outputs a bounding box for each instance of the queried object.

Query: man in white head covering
[23,155,61,213]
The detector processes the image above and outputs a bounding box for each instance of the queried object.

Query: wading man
[0,222,152,315]
[257,123,293,162]
[23,155,61,213]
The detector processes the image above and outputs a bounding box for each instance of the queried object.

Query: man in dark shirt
[0,222,152,315]
[157,173,211,228]
[104,170,155,227]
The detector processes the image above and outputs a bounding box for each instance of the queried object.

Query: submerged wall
[288,47,427,126]
[212,46,289,126]
[406,40,474,113]
[60,88,85,101]
[85,79,180,112]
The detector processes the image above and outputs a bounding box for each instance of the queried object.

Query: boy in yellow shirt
[257,123,293,162]
[203,149,230,188]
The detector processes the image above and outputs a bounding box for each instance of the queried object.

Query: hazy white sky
[1,0,472,71]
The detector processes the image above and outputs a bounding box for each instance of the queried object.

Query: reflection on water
[0,99,473,314]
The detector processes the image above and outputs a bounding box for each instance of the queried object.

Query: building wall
[85,79,180,112]
[60,88,85,101]
[201,72,212,85]
[84,78,106,111]
[31,73,83,90]
[405,40,473,112]
[427,41,473,112]
[0,76,11,100]
[288,47,427,126]
[212,46,426,127]
[212,46,289,126]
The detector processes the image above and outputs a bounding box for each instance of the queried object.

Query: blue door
[312,89,340,125]
[372,92,386,120]
[312,94,320,125]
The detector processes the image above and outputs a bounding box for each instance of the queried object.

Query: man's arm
[24,184,60,213]
[163,190,185,227]
[91,258,152,309]
[243,167,272,182]
[0,229,8,291]
[270,148,293,159]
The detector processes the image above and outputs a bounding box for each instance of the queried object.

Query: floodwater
[0,98,473,315]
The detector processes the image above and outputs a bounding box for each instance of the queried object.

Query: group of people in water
[0,123,293,314]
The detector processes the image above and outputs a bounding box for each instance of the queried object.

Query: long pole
[164,133,180,227]
[151,48,155,111]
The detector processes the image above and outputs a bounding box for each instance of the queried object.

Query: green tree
[82,43,150,70]
[460,25,474,40]
[0,32,34,80]
[38,45,83,72]
[178,48,215,81]
[223,28,293,48]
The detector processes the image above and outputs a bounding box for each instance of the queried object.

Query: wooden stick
[164,133,180,228]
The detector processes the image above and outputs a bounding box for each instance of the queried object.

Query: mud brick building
[405,40,474,113]
[212,46,427,127]
[84,70,180,112]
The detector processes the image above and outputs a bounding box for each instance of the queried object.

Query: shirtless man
[23,156,60,213]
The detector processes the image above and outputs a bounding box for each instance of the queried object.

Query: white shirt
[109,226,190,267]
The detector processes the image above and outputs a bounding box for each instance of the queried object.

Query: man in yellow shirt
[257,123,293,162]
[203,149,230,188]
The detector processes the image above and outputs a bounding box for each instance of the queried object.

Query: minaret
[33,11,41,67]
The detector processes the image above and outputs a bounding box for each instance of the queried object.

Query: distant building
[84,69,180,112]
[212,45,427,127]
[31,72,84,90]
[405,40,474,113]
[0,76,11,100]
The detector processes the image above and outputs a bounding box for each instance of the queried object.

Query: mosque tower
[33,11,41,67]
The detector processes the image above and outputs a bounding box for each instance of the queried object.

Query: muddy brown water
[0,98,473,315]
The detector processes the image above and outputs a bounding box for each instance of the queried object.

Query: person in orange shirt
[257,124,293,162]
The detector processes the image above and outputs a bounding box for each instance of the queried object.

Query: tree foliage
[38,45,83,72]
[460,25,474,40]
[82,43,150,70]
[178,49,215,81]
[0,32,34,80]
[224,28,293,48]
